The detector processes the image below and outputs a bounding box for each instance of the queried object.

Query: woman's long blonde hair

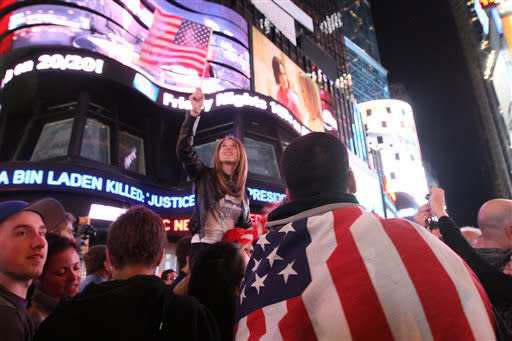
[213,137,248,198]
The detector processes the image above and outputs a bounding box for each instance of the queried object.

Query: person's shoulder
[168,292,203,311]
[0,305,25,340]
[0,286,18,308]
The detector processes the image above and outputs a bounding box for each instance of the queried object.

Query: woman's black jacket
[176,113,252,238]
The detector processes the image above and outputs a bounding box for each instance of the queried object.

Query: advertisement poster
[252,27,338,133]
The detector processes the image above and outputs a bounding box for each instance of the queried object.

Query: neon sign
[479,0,499,9]
[0,168,285,207]
[163,218,190,232]
[1,53,104,88]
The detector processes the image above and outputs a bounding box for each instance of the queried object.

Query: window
[81,118,110,164]
[243,137,280,178]
[390,172,396,180]
[386,107,391,114]
[377,136,383,144]
[381,121,387,128]
[31,118,74,161]
[411,155,415,161]
[194,140,220,167]
[119,131,146,175]
[366,109,372,116]
[395,153,400,160]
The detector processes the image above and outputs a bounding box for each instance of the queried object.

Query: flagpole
[199,27,213,89]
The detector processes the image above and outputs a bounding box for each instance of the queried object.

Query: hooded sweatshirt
[33,275,219,341]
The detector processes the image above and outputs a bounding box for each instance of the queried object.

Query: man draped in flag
[235,132,497,340]
[140,8,212,76]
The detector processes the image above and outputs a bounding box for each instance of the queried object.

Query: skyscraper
[340,0,390,103]
[449,0,512,197]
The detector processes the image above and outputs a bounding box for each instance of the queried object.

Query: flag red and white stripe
[235,205,496,340]
[139,8,212,74]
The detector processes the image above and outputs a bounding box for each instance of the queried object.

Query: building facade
[340,0,390,103]
[0,0,389,266]
[358,99,429,211]
[449,0,512,197]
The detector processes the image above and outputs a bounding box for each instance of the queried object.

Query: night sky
[370,0,495,226]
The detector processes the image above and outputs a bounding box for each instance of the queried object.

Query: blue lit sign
[133,73,159,102]
[0,168,285,208]
[247,187,287,204]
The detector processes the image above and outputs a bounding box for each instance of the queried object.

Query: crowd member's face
[60,222,74,240]
[218,139,240,164]
[164,272,177,285]
[0,211,47,282]
[40,248,81,298]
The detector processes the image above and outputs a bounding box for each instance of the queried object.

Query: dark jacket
[33,275,219,341]
[176,113,251,237]
[0,285,34,341]
[437,216,512,338]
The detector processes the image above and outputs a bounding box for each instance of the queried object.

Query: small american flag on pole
[140,8,212,75]
[235,205,495,340]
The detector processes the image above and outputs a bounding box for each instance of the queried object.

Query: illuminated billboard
[252,27,338,134]
[0,0,250,93]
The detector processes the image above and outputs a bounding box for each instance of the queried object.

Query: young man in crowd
[235,132,497,340]
[160,269,176,286]
[168,235,191,292]
[34,206,219,340]
[79,245,112,292]
[0,198,65,341]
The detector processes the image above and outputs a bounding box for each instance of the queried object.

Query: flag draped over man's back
[235,205,496,340]
[140,8,212,74]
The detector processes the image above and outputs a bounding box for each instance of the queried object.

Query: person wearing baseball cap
[0,198,65,341]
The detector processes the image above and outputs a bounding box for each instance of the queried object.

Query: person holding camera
[176,88,252,265]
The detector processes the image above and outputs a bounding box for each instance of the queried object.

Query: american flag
[235,205,496,340]
[140,8,212,74]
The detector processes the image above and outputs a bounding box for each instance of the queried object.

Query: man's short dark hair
[107,206,165,269]
[84,245,107,275]
[175,235,191,272]
[45,233,80,271]
[280,132,350,199]
[161,269,175,280]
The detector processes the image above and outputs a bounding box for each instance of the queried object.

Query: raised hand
[189,88,204,117]
[429,187,448,218]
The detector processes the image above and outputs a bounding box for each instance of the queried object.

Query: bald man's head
[477,199,512,247]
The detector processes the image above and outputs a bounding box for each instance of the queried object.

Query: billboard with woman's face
[252,27,338,134]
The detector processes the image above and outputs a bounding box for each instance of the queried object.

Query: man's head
[49,212,75,240]
[477,199,512,248]
[280,132,352,200]
[176,235,192,274]
[0,199,65,287]
[107,206,166,271]
[84,245,110,278]
[161,269,176,285]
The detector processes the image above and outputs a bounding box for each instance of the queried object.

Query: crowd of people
[0,89,511,340]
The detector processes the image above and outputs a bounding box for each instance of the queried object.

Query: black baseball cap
[0,198,65,229]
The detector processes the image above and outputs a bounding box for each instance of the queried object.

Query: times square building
[0,0,384,270]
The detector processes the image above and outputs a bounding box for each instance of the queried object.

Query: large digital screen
[252,27,338,134]
[0,0,250,93]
